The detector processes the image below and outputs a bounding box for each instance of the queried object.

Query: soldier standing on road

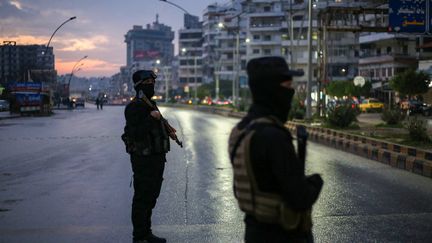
[122,70,176,243]
[229,56,324,243]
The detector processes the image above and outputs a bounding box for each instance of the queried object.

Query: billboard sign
[134,50,161,61]
[389,0,427,33]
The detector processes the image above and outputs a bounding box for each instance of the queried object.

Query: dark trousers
[244,215,314,243]
[131,154,165,240]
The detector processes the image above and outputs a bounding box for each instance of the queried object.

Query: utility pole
[306,0,313,119]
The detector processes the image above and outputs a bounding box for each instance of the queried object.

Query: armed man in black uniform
[122,70,181,243]
[229,56,324,243]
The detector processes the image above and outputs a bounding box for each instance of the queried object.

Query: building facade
[0,42,56,85]
[178,14,203,98]
[124,15,175,67]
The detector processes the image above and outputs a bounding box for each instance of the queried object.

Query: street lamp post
[181,48,190,99]
[44,16,77,55]
[194,56,198,104]
[306,0,313,119]
[67,55,87,98]
[159,0,190,14]
[220,10,248,110]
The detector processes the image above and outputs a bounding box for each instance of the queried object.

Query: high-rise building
[178,14,203,98]
[124,15,175,68]
[0,42,56,85]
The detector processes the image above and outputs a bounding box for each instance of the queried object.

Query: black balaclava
[135,82,154,99]
[247,56,299,122]
[249,75,295,122]
[132,70,157,99]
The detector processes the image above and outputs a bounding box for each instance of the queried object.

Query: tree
[390,69,430,97]
[326,80,372,98]
[325,80,347,98]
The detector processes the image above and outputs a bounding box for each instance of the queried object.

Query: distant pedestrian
[229,56,323,243]
[100,97,104,110]
[96,97,100,110]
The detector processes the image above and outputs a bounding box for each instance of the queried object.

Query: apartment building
[0,42,56,85]
[178,14,203,97]
[358,2,432,101]
[124,15,175,67]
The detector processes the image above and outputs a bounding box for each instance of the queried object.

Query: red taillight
[352,104,355,109]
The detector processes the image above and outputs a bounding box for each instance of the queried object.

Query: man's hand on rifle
[150,111,161,120]
[166,124,177,140]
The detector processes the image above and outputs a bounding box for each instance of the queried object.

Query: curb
[0,114,21,120]
[160,104,432,179]
[286,122,432,178]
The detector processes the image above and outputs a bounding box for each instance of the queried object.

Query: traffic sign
[389,0,427,33]
[353,76,366,87]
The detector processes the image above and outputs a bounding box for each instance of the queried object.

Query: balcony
[248,40,281,46]
[359,33,397,44]
[248,12,285,18]
[359,53,416,65]
[249,22,288,32]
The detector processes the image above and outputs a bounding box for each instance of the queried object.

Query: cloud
[0,35,47,45]
[56,58,121,76]
[10,0,22,10]
[56,35,109,51]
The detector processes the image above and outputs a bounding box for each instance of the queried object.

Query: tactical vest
[228,116,312,232]
[123,98,170,156]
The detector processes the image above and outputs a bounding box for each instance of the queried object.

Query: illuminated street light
[44,16,77,55]
[67,55,88,97]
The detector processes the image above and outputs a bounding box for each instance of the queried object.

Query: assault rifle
[296,125,308,172]
[140,96,183,148]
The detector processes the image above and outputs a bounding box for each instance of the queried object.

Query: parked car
[400,100,432,116]
[359,98,384,112]
[0,99,9,111]
[71,97,85,107]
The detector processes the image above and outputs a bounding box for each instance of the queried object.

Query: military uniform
[229,57,323,243]
[123,70,170,243]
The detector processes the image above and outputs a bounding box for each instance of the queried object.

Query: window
[264,6,271,12]
[253,35,260,40]
[386,46,392,54]
[387,67,393,77]
[264,49,272,55]
[264,35,271,41]
[376,48,381,56]
[253,49,260,54]
[402,45,408,54]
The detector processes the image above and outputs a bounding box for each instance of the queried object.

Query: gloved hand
[307,173,323,189]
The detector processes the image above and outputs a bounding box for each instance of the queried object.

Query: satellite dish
[353,76,366,87]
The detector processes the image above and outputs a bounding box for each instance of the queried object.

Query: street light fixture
[44,16,77,55]
[67,55,88,95]
[159,0,190,14]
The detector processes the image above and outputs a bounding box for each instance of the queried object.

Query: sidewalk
[0,111,21,120]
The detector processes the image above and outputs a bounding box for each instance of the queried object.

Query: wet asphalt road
[0,104,431,243]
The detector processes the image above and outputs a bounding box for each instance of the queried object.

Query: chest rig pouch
[228,116,312,232]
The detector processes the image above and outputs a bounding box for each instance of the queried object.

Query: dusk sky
[0,0,226,77]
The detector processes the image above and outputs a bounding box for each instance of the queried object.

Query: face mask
[142,83,155,99]
[272,87,295,119]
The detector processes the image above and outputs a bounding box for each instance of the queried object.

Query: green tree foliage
[197,83,212,99]
[326,80,372,98]
[390,69,430,97]
[326,104,359,128]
